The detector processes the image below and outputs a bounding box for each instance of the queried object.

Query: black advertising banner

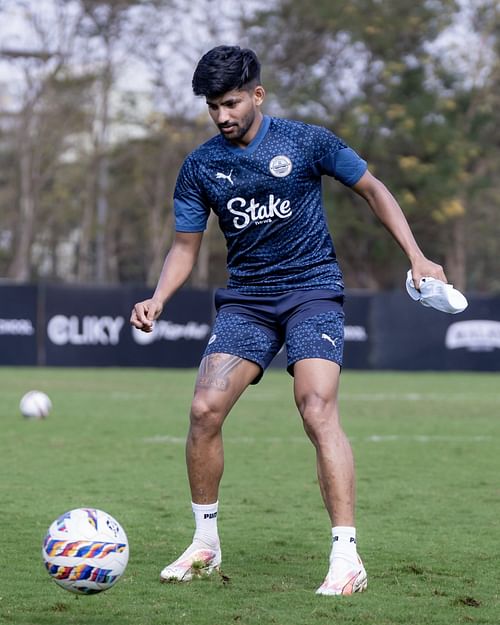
[44,284,132,366]
[44,284,213,368]
[1,284,499,371]
[123,287,213,368]
[371,292,500,371]
[372,292,448,370]
[0,284,38,365]
[343,292,372,369]
[441,295,500,371]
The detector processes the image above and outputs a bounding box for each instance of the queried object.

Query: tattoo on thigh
[196,354,242,391]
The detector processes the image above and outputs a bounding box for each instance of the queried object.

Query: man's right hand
[130,298,164,333]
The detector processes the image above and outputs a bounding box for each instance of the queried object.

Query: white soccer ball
[19,390,52,419]
[42,508,129,595]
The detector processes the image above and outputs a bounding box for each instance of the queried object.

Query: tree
[74,0,146,283]
[1,0,84,281]
[119,0,248,287]
[245,0,500,290]
[429,0,500,291]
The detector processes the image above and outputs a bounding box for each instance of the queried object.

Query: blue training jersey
[174,116,367,294]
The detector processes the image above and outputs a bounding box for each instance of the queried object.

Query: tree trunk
[8,138,35,281]
[95,152,109,283]
[445,216,466,292]
[77,162,96,283]
[147,140,173,286]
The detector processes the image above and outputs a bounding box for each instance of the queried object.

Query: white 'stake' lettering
[227,195,292,229]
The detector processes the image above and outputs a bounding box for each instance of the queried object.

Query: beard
[218,109,256,143]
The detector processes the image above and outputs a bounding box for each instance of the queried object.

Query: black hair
[192,45,261,98]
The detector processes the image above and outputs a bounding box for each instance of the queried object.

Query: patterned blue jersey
[174,116,367,294]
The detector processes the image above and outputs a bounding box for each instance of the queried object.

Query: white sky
[0,0,495,115]
[0,0,264,113]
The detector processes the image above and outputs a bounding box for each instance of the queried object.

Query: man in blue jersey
[130,45,446,595]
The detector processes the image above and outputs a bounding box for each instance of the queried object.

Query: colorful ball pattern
[42,508,129,594]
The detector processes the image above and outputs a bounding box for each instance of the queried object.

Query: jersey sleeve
[311,126,367,187]
[174,156,210,232]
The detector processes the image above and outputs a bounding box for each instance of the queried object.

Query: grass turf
[0,367,499,625]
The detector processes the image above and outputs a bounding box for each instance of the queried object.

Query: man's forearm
[152,233,203,304]
[366,182,424,262]
[354,172,424,262]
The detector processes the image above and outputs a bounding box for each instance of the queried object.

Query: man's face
[206,86,265,146]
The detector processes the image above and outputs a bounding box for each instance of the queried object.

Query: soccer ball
[19,390,52,419]
[42,508,129,594]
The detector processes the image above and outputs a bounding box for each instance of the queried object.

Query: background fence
[1,284,499,371]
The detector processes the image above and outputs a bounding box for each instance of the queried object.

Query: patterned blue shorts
[203,288,345,382]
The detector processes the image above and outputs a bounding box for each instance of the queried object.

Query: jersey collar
[223,115,271,155]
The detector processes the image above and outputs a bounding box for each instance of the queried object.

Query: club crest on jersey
[269,155,292,178]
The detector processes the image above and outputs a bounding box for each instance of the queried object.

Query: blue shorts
[203,288,345,383]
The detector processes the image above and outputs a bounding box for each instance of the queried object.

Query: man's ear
[253,85,266,106]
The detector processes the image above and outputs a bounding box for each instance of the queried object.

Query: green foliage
[248,0,500,290]
[1,0,499,290]
[0,367,499,624]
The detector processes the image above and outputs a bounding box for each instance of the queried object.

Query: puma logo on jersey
[321,333,338,348]
[216,170,234,185]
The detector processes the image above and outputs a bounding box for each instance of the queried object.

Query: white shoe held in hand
[406,270,468,314]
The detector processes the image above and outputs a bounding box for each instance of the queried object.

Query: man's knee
[297,392,338,439]
[189,396,225,436]
[297,391,329,419]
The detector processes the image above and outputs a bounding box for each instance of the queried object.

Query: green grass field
[0,367,499,625]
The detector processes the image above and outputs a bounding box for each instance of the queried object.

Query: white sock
[331,526,357,563]
[192,501,219,549]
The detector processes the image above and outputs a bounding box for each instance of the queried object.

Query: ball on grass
[19,390,52,419]
[42,508,129,594]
